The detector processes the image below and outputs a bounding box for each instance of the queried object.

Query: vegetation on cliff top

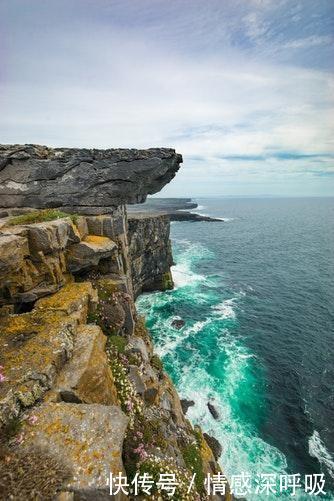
[8,209,77,226]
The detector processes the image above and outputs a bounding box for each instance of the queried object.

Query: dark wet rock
[203,433,223,460]
[0,144,182,213]
[208,402,220,420]
[171,318,185,329]
[180,399,195,414]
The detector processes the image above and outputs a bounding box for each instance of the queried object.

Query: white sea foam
[177,350,288,492]
[156,318,211,358]
[309,430,334,479]
[212,298,237,319]
[189,207,234,222]
[171,262,205,288]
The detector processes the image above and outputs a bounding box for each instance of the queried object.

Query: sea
[136,197,334,500]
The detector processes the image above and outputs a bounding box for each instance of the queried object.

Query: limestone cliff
[128,213,174,297]
[0,144,182,213]
[0,145,230,500]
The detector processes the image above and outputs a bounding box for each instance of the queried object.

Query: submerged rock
[171,318,185,329]
[207,402,220,420]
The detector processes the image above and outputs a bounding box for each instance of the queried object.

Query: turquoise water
[137,197,334,500]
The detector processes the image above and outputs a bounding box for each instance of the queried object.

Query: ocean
[136,197,334,500]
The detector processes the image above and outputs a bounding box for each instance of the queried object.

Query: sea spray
[137,237,290,499]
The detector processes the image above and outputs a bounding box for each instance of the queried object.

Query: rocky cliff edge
[0,145,230,500]
[0,144,182,214]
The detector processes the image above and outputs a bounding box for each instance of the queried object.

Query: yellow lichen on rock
[83,235,114,246]
[0,310,77,426]
[35,281,97,323]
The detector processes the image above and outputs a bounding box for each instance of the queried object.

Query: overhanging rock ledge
[0,144,183,214]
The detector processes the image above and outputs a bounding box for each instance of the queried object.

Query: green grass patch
[150,354,163,373]
[162,271,173,290]
[107,335,127,354]
[181,432,205,494]
[8,209,78,226]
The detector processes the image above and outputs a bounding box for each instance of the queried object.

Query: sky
[0,0,333,197]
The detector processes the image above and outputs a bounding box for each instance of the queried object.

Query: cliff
[0,144,182,214]
[128,213,174,298]
[0,145,230,500]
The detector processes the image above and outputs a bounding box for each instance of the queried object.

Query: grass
[107,334,127,354]
[181,439,205,494]
[8,209,78,226]
[150,354,163,373]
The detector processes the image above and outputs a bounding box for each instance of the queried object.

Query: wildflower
[28,415,38,425]
[15,433,24,445]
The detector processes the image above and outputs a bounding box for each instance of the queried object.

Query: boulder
[95,300,126,334]
[144,387,159,405]
[180,399,195,415]
[66,236,117,273]
[0,233,29,272]
[171,318,185,329]
[52,324,118,405]
[207,402,220,420]
[125,336,149,362]
[128,365,146,396]
[26,218,81,256]
[0,144,182,213]
[21,403,128,498]
[85,212,125,239]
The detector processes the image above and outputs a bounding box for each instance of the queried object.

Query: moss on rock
[162,271,173,290]
[8,209,77,226]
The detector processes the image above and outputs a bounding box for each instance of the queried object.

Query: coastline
[0,144,232,500]
[127,198,224,222]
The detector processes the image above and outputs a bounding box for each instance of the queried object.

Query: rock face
[0,144,231,500]
[127,213,174,297]
[0,282,97,426]
[21,403,128,498]
[0,144,182,213]
[51,324,118,405]
[204,432,223,460]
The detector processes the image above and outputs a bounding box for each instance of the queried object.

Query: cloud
[282,35,333,49]
[0,0,333,196]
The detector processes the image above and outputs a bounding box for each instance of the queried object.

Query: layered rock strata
[0,144,182,213]
[0,145,230,500]
[128,213,174,297]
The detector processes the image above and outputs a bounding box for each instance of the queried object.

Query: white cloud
[283,35,333,49]
[0,0,333,196]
